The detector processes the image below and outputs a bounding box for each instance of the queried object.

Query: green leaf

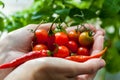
[114,40,120,55]
[69,8,97,21]
[99,0,120,18]
[0,17,4,31]
[55,9,70,17]
[89,0,104,12]
[103,47,120,73]
[91,0,104,9]
[0,1,4,8]
[66,0,93,9]
[55,8,70,21]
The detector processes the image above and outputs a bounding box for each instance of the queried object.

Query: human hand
[4,57,105,80]
[0,23,55,79]
[0,23,105,80]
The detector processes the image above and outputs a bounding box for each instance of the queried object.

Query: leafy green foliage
[0,17,4,31]
[0,0,4,8]
[99,0,120,18]
[103,46,120,73]
[0,0,120,73]
[69,8,97,23]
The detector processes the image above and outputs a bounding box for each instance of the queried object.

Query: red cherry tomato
[67,41,78,53]
[55,32,69,46]
[79,31,93,47]
[68,30,80,42]
[33,44,48,51]
[77,47,90,56]
[53,46,70,58]
[35,29,48,44]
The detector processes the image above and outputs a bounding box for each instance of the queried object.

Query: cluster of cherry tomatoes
[32,24,94,58]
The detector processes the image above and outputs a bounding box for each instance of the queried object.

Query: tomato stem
[48,16,60,36]
[79,24,95,37]
[47,50,53,56]
[75,25,80,33]
[88,31,93,37]
[48,22,55,36]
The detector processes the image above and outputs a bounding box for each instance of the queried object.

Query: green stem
[48,16,60,35]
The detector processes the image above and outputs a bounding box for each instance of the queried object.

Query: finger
[85,72,97,80]
[91,28,105,55]
[25,57,105,77]
[76,72,97,80]
[91,35,104,55]
[76,58,105,74]
[94,29,105,40]
[25,23,56,32]
[83,24,96,32]
[63,58,105,78]
[8,23,55,39]
[76,74,95,80]
[5,57,105,80]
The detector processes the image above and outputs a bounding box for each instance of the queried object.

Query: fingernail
[99,59,106,68]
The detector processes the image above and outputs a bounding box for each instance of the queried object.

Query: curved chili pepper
[0,47,107,69]
[0,50,50,69]
[65,47,107,62]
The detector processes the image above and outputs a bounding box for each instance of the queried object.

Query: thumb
[66,58,105,77]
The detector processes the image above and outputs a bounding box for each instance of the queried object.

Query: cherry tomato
[35,29,48,44]
[67,41,78,53]
[32,44,48,51]
[55,32,69,46]
[53,46,70,58]
[68,30,80,42]
[79,31,93,47]
[77,47,89,56]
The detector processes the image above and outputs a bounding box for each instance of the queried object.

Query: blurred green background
[0,0,120,80]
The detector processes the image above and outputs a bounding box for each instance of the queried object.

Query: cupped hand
[4,57,105,80]
[0,23,105,80]
[0,23,54,79]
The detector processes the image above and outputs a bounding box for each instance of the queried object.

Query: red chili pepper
[65,47,107,62]
[0,50,50,69]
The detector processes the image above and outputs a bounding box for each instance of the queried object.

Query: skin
[0,23,105,80]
